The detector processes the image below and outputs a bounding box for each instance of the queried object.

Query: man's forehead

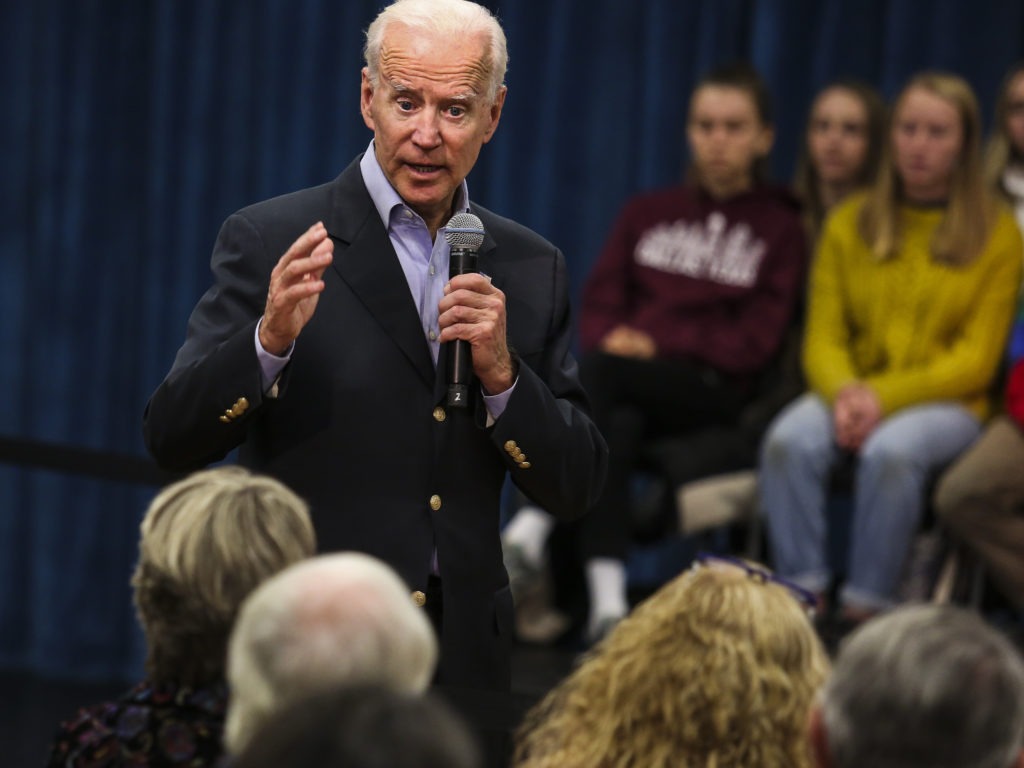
[379,26,490,93]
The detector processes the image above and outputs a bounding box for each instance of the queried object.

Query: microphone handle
[446,247,479,408]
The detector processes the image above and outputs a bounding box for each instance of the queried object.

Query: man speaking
[143,0,606,694]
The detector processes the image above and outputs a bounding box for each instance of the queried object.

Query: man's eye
[397,100,414,111]
[446,105,466,118]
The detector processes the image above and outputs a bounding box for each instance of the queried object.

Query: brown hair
[792,80,887,243]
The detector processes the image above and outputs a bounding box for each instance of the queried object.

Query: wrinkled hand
[599,325,657,359]
[259,222,334,355]
[438,273,514,394]
[833,382,883,452]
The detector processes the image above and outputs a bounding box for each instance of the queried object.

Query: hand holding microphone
[440,213,514,406]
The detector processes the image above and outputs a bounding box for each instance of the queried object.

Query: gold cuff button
[429,494,442,511]
[432,406,447,422]
[411,590,426,607]
[504,440,517,452]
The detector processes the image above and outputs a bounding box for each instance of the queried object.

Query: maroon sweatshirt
[580,184,807,378]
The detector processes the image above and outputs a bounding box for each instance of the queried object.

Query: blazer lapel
[324,161,436,390]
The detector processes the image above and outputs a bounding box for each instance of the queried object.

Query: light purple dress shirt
[255,140,514,417]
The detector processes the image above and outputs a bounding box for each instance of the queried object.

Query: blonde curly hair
[513,558,830,768]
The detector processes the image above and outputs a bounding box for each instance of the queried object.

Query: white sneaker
[586,613,623,646]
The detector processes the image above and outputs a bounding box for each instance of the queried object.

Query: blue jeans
[759,393,981,610]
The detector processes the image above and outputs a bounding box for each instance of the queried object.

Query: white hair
[821,604,1024,768]
[224,552,438,754]
[363,0,508,103]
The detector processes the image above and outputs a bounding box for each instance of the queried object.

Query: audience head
[984,63,1024,196]
[813,603,1024,768]
[131,466,316,688]
[224,551,438,754]
[513,554,829,768]
[892,71,983,202]
[687,61,775,197]
[861,70,995,264]
[794,80,886,240]
[233,684,480,768]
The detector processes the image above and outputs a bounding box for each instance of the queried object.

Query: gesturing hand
[438,273,515,395]
[259,222,334,355]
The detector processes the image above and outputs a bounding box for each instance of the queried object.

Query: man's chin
[397,191,453,224]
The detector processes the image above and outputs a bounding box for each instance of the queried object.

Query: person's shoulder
[747,183,802,210]
[984,199,1024,260]
[47,699,121,766]
[737,186,806,222]
[48,681,228,767]
[991,197,1022,234]
[826,191,869,230]
[622,184,696,213]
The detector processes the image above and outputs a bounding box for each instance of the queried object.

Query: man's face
[361,24,505,233]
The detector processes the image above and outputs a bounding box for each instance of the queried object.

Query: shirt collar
[359,140,470,228]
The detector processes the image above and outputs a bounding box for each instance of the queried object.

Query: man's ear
[808,705,832,768]
[482,85,507,144]
[360,68,376,132]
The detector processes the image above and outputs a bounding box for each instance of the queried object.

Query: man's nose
[412,111,442,147]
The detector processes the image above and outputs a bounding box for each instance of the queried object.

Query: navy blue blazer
[143,156,607,690]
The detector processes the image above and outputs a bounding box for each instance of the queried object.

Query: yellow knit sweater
[803,193,1023,420]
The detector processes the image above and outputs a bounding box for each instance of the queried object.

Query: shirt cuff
[482,376,517,427]
[255,319,292,397]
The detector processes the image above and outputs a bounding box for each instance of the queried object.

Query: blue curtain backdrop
[3,0,1023,682]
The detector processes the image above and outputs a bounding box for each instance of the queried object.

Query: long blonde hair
[513,561,829,768]
[983,63,1024,198]
[859,71,997,265]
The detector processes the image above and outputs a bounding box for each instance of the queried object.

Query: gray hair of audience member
[131,465,316,687]
[363,0,508,103]
[224,551,439,754]
[233,684,480,768]
[816,604,1024,768]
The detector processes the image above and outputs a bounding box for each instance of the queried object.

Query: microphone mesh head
[444,212,485,250]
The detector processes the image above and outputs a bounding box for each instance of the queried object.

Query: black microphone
[443,212,486,408]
